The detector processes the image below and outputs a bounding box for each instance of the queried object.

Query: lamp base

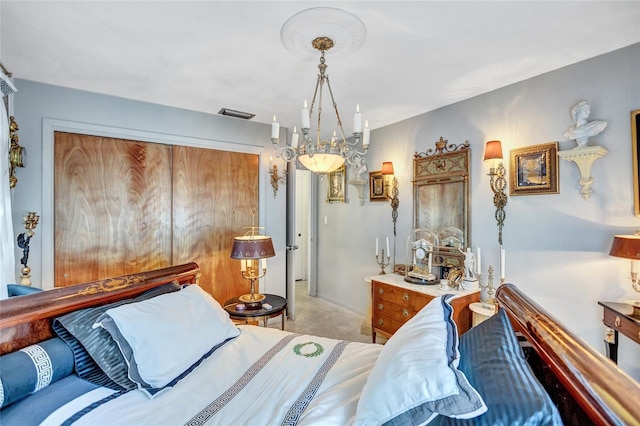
[239,293,266,309]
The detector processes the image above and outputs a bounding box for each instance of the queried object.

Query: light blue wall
[9,43,640,380]
[10,80,288,297]
[317,43,640,380]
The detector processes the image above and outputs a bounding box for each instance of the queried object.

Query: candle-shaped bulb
[500,248,506,280]
[353,104,362,133]
[261,258,267,271]
[271,115,280,139]
[386,237,390,255]
[301,100,310,129]
[291,126,299,149]
[240,259,246,272]
[376,238,379,256]
[476,247,482,274]
[363,120,371,147]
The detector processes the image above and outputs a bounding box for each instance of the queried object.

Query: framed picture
[369,171,387,201]
[632,110,640,217]
[327,165,346,203]
[509,142,559,195]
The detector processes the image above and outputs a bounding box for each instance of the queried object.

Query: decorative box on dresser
[368,274,480,343]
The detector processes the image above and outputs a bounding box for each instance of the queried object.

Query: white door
[295,170,310,281]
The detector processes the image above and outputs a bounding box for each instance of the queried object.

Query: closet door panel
[172,146,259,303]
[54,132,172,286]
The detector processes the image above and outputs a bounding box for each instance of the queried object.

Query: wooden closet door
[172,145,259,304]
[54,132,172,286]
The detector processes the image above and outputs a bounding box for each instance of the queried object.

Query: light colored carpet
[278,281,372,343]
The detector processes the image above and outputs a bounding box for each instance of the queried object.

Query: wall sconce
[9,116,26,189]
[268,157,287,198]
[381,161,399,236]
[17,212,39,286]
[609,233,640,298]
[484,140,508,245]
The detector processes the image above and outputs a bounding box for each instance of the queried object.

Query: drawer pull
[378,319,384,326]
[379,288,384,295]
[402,308,409,317]
[378,303,384,311]
[402,292,409,301]
[615,316,621,328]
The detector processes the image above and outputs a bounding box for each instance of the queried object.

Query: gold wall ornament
[9,116,26,189]
[268,162,287,198]
[484,140,508,245]
[17,212,40,286]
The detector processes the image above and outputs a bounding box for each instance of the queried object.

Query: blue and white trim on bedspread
[185,335,349,426]
[45,327,370,426]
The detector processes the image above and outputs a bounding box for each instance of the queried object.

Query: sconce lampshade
[609,234,640,260]
[483,140,503,161]
[230,235,276,259]
[381,161,395,175]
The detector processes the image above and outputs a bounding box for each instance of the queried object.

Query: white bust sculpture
[354,158,367,180]
[563,101,607,148]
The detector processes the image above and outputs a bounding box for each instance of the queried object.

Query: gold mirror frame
[632,109,640,217]
[413,137,470,275]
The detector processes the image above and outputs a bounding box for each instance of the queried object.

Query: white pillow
[355,295,486,425]
[94,284,239,395]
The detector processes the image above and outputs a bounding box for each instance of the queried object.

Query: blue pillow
[52,281,182,390]
[0,337,74,409]
[436,308,562,426]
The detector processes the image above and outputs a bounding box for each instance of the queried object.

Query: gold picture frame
[327,165,346,203]
[509,142,559,195]
[369,170,387,201]
[632,109,640,217]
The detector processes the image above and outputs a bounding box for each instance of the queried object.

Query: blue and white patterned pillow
[0,337,74,408]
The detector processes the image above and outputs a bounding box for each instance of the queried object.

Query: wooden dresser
[369,274,480,343]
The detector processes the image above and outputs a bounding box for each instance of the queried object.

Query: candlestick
[376,248,390,275]
[476,246,481,274]
[376,238,379,256]
[500,247,506,280]
[386,237,389,255]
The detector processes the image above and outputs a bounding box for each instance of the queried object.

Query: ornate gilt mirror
[407,137,470,283]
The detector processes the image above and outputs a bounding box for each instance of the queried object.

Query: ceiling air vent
[218,108,255,120]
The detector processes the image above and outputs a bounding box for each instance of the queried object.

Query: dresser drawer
[374,299,416,323]
[373,312,405,336]
[603,306,640,345]
[373,281,432,310]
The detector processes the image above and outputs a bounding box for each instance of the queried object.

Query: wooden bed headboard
[0,262,200,356]
[497,283,640,425]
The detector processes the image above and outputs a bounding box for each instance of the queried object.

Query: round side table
[469,302,496,327]
[224,294,287,330]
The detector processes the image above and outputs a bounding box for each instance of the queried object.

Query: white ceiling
[2,1,640,133]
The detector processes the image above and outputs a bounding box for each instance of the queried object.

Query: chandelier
[271,36,370,174]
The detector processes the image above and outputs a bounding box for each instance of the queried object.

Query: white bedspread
[42,326,381,426]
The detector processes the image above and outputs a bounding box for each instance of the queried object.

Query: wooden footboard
[497,283,640,425]
[0,263,200,355]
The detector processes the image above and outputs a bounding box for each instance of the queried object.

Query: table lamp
[230,233,275,309]
[609,233,640,304]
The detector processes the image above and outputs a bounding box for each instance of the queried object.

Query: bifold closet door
[171,145,259,304]
[54,132,172,286]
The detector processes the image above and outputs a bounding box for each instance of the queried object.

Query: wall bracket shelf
[557,145,607,200]
[348,179,367,205]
